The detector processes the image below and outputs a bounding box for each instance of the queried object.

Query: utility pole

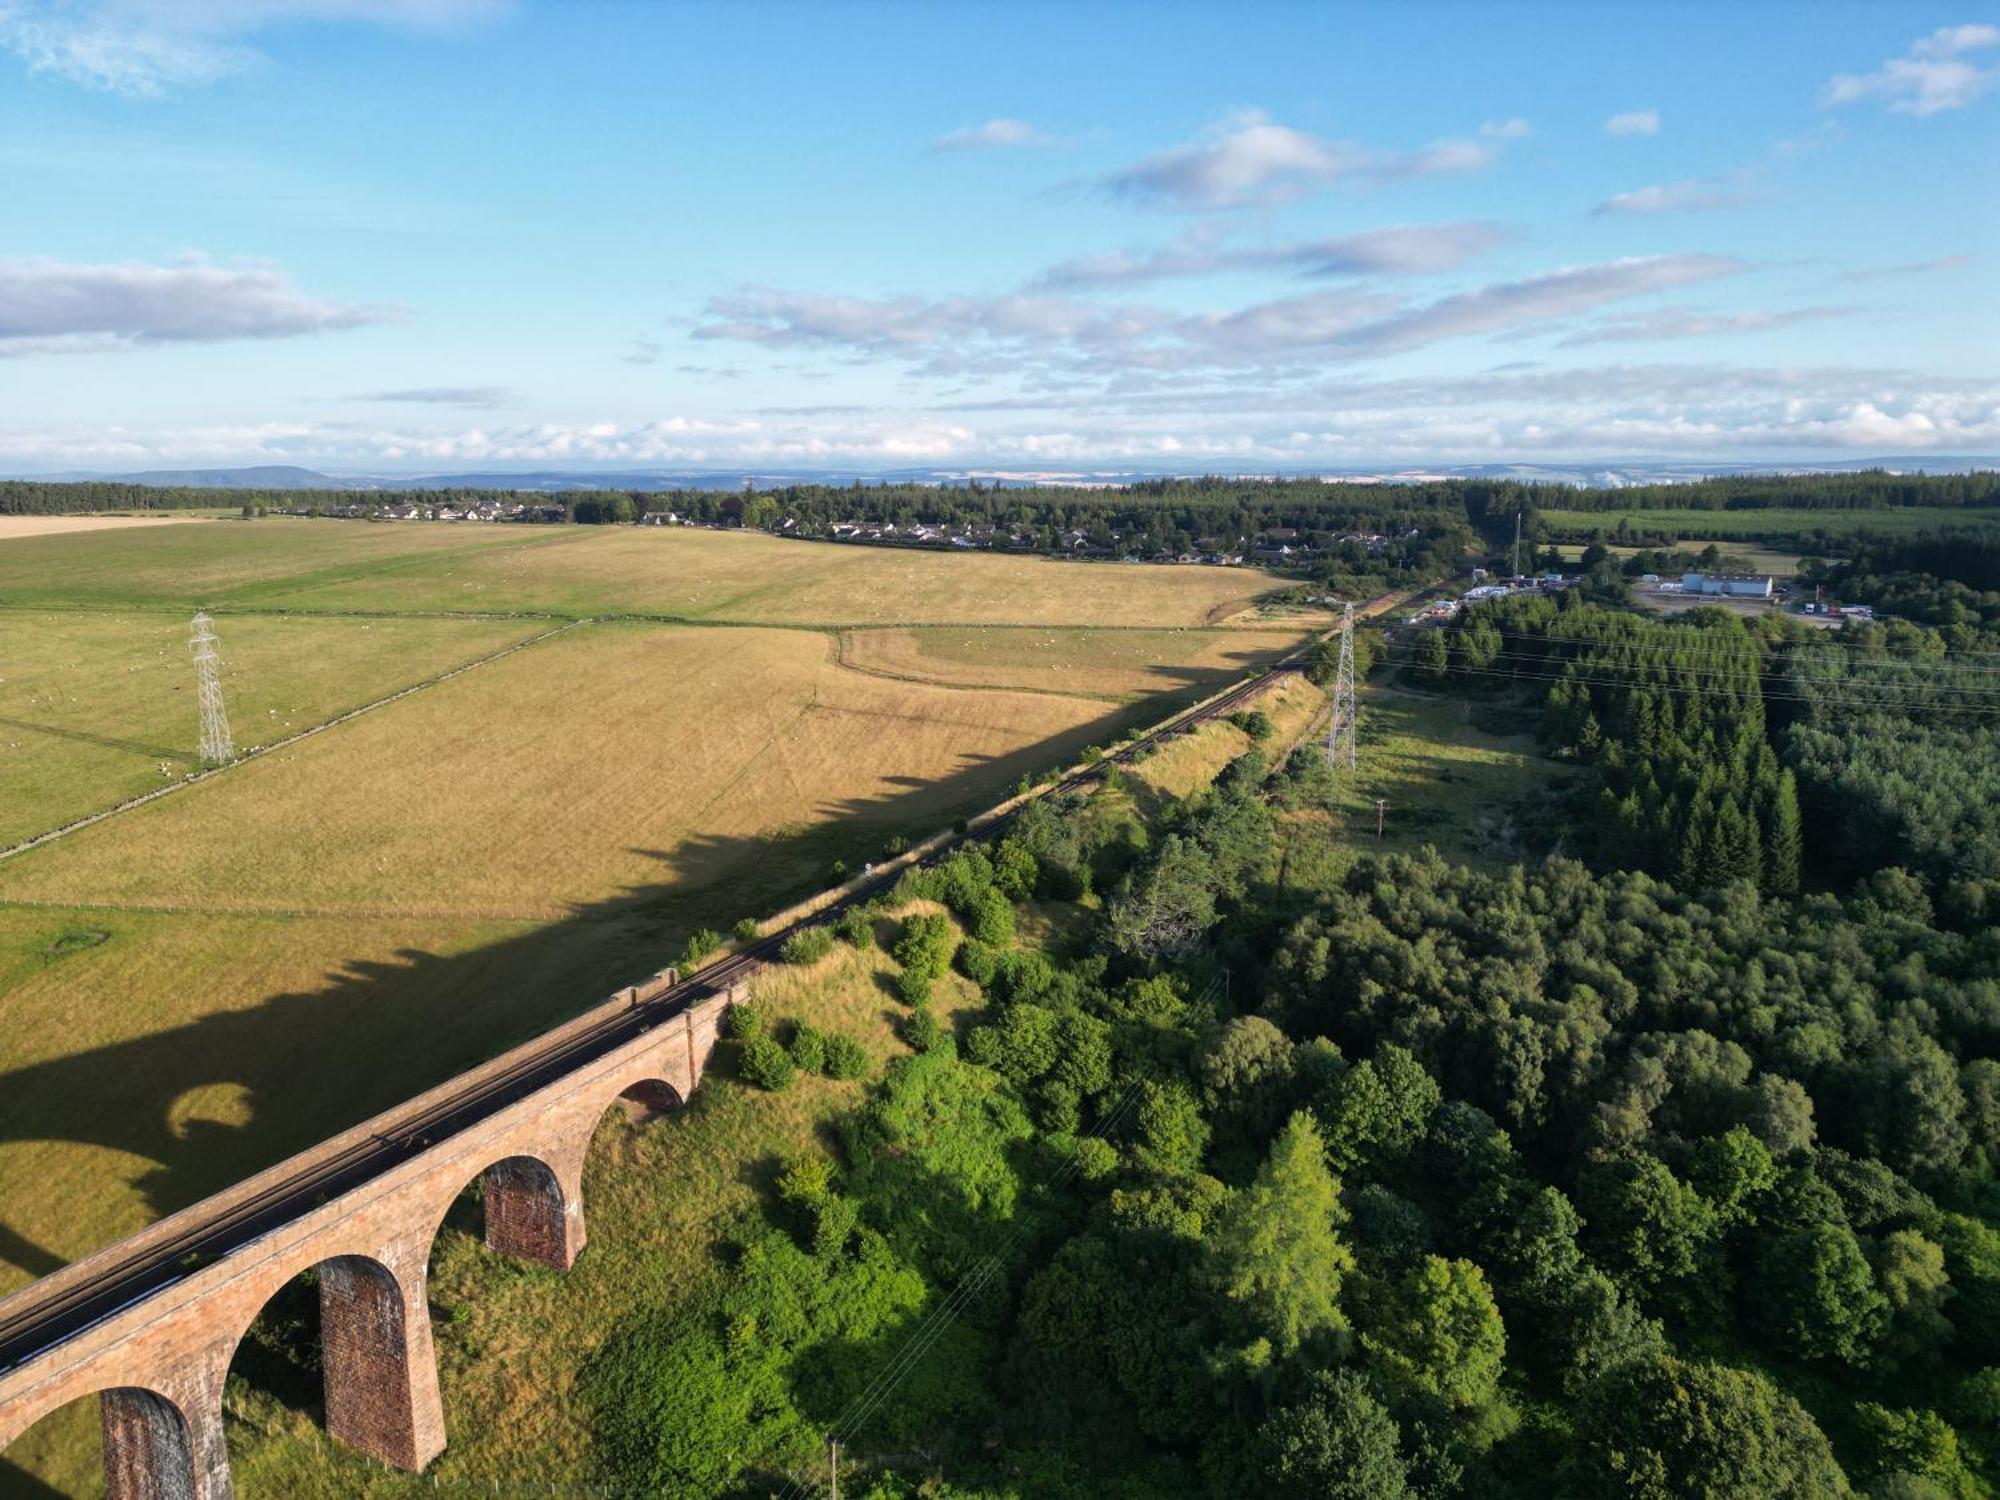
[829,1437,839,1499]
[190,611,234,766]
[1324,601,1358,773]
[1376,798,1387,837]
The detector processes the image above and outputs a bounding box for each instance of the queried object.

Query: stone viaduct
[0,966,739,1499]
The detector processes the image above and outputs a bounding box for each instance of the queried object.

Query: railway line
[0,590,1401,1381]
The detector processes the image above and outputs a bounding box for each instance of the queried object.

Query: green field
[1538,505,2000,546]
[0,519,1311,1315]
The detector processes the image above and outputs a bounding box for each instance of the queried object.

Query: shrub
[904,1006,943,1054]
[679,928,721,969]
[835,908,875,949]
[1071,1136,1119,1181]
[788,1023,828,1075]
[776,1153,834,1209]
[724,1002,766,1043]
[955,938,1000,989]
[895,967,933,1007]
[812,1194,861,1258]
[780,926,835,965]
[823,1033,869,1080]
[894,912,957,979]
[732,917,761,943]
[740,1038,796,1092]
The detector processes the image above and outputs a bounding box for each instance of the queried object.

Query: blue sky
[0,0,1994,473]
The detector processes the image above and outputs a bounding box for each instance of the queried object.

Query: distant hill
[13,457,2000,495]
[107,466,346,489]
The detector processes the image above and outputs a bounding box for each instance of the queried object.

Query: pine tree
[1764,768,1803,897]
[1211,1111,1355,1357]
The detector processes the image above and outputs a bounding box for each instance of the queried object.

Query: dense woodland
[576,568,1999,1495]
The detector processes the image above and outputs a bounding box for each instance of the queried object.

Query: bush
[732,917,761,943]
[895,967,933,1007]
[823,1033,869,1080]
[780,926,836,965]
[776,1153,834,1209]
[967,887,1015,947]
[894,912,957,979]
[955,938,1001,988]
[835,907,876,949]
[789,1023,828,1075]
[740,1037,796,1092]
[724,1002,766,1043]
[1071,1136,1119,1181]
[904,1006,943,1054]
[679,928,721,969]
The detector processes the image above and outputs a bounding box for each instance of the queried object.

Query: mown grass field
[0,521,1310,1300]
[1538,504,2000,546]
[0,520,1309,627]
[0,611,544,848]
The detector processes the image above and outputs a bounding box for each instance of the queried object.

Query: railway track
[0,591,1399,1378]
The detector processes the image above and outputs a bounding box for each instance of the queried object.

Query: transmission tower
[1324,601,1358,772]
[189,611,234,766]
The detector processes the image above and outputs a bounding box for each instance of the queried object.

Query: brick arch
[101,1385,196,1499]
[219,1248,442,1478]
[438,1151,583,1272]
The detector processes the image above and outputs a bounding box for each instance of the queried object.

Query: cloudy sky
[0,0,1995,473]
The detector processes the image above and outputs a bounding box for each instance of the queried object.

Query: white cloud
[693,253,1746,376]
[346,386,514,407]
[1604,109,1661,136]
[1594,172,1759,215]
[1557,305,1852,347]
[929,118,1060,152]
[0,0,505,95]
[1031,221,1511,290]
[0,254,398,353]
[6,365,1993,470]
[1839,254,1972,282]
[1100,109,1514,210]
[1823,23,2000,116]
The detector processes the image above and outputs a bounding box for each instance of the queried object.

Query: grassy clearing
[838,625,1305,700]
[1125,673,1326,810]
[1273,678,1567,892]
[3,909,986,1499]
[0,612,543,848]
[1538,505,2000,545]
[0,623,1130,919]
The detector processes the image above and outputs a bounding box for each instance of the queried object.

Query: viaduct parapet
[0,969,737,1498]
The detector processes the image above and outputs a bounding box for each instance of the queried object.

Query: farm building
[1680,572,1774,598]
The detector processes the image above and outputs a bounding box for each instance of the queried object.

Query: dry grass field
[837,624,1302,700]
[0,515,221,540]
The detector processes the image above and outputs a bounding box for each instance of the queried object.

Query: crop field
[1538,505,2000,545]
[0,520,1309,1315]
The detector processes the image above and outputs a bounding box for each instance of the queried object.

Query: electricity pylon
[1324,601,1357,772]
[190,611,234,766]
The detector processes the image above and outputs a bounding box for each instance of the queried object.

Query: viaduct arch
[0,970,731,1499]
